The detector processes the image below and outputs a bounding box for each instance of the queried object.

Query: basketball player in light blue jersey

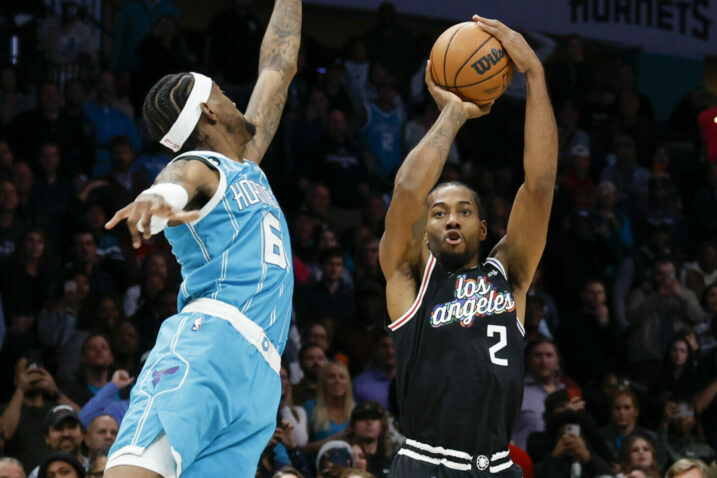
[102,1,301,477]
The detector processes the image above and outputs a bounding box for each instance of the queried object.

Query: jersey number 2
[487,325,508,366]
[263,212,287,269]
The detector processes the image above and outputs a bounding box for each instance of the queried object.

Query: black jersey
[388,254,525,455]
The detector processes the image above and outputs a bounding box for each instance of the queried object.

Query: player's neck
[203,136,248,163]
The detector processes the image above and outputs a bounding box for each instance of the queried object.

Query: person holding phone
[657,401,716,469]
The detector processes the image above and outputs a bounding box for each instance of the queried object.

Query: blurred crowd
[0,0,716,477]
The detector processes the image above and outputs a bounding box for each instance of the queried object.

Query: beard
[434,247,473,270]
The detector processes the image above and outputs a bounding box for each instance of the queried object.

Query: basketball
[430,21,514,106]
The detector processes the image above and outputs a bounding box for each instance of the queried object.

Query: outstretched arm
[105,159,218,248]
[244,0,302,165]
[477,16,558,314]
[380,62,491,322]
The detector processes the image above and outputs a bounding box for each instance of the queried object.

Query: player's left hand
[425,60,493,120]
[472,15,541,75]
[105,196,200,249]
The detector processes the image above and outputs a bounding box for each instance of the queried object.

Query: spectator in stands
[4,82,63,164]
[58,78,94,177]
[303,361,355,455]
[0,139,15,179]
[12,161,34,223]
[296,247,355,323]
[64,230,118,297]
[682,241,717,301]
[559,144,595,210]
[352,336,395,411]
[0,358,79,474]
[364,2,414,84]
[82,414,117,460]
[0,65,32,126]
[513,337,581,449]
[77,202,125,263]
[353,236,383,291]
[0,228,55,318]
[597,389,657,463]
[302,321,331,355]
[652,337,700,405]
[78,369,133,430]
[548,34,594,109]
[30,143,75,248]
[600,135,651,206]
[293,344,327,406]
[27,405,87,478]
[86,447,109,478]
[658,401,716,468]
[110,320,140,374]
[123,250,170,316]
[617,435,661,478]
[665,458,708,478]
[346,402,391,478]
[559,278,624,387]
[689,162,717,245]
[37,0,96,67]
[0,180,23,259]
[280,364,309,449]
[61,334,114,407]
[82,73,140,177]
[626,257,705,387]
[129,287,177,352]
[36,451,85,478]
[0,457,25,478]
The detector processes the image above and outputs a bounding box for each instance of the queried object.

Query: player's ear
[479,220,487,241]
[200,102,218,124]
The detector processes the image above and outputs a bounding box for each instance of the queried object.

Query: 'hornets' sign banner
[309,0,716,58]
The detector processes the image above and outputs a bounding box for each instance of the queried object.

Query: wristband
[136,183,190,234]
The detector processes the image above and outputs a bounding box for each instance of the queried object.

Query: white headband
[160,72,213,152]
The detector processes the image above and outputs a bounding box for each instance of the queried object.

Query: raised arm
[105,158,218,248]
[380,62,490,321]
[243,0,302,165]
[476,16,558,309]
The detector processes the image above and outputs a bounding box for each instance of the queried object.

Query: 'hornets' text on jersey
[163,151,293,354]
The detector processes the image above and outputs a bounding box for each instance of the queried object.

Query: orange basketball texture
[430,22,514,106]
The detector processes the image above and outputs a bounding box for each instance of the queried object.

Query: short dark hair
[428,181,485,220]
[319,247,344,265]
[298,343,324,362]
[110,135,134,152]
[142,73,204,154]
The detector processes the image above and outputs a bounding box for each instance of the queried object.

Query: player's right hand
[105,195,200,249]
[473,15,541,75]
[425,60,493,120]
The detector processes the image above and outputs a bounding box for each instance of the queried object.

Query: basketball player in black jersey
[380,17,557,477]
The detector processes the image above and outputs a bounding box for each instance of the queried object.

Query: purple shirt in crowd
[511,374,565,450]
[352,368,392,410]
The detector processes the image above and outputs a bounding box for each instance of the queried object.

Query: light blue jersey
[362,101,404,182]
[109,151,293,477]
[164,150,293,353]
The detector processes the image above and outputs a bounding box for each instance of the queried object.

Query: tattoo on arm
[155,160,188,185]
[259,0,301,78]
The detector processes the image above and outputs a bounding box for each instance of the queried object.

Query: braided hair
[142,73,205,154]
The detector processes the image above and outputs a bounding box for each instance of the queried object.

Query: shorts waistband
[182,298,281,375]
[399,438,513,473]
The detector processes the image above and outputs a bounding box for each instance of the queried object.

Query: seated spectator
[0,65,32,126]
[57,78,94,178]
[315,440,354,477]
[559,278,625,388]
[349,442,368,471]
[626,257,705,388]
[665,458,708,478]
[353,236,383,290]
[37,0,96,67]
[295,248,355,323]
[0,228,56,318]
[513,337,581,450]
[346,402,391,478]
[293,344,327,406]
[61,334,115,407]
[77,202,125,264]
[82,73,140,177]
[0,138,15,179]
[689,162,717,245]
[652,337,700,405]
[110,321,140,375]
[597,389,658,464]
[658,401,716,469]
[303,361,355,456]
[86,447,109,478]
[534,410,613,478]
[64,230,120,297]
[130,287,177,352]
[78,369,133,430]
[27,405,88,478]
[12,161,34,222]
[35,451,85,478]
[0,457,25,478]
[0,179,24,259]
[280,364,309,449]
[78,295,123,336]
[352,336,395,411]
[559,144,595,209]
[122,250,171,317]
[617,435,661,478]
[599,135,650,206]
[0,358,79,474]
[82,414,117,461]
[682,241,717,302]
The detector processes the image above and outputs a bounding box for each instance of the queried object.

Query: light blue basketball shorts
[107,298,282,477]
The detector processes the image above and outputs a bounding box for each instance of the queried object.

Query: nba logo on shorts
[476,455,489,471]
[192,317,204,331]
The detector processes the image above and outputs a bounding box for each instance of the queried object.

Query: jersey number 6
[262,212,287,269]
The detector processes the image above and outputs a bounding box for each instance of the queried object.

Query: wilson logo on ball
[470,48,506,75]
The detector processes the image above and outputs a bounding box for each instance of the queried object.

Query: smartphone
[24,349,43,370]
[677,403,694,418]
[565,423,580,436]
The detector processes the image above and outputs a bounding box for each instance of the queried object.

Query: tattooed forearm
[259,0,302,77]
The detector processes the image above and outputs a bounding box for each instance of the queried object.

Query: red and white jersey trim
[388,255,437,332]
